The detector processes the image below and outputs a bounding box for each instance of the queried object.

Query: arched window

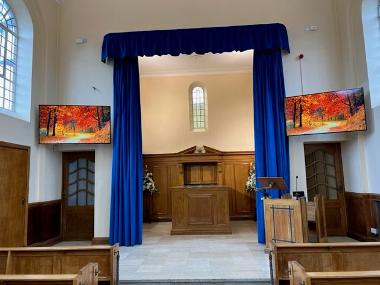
[362,0,380,107]
[0,0,17,111]
[189,83,208,131]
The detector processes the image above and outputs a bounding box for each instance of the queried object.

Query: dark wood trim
[92,237,109,245]
[346,192,380,242]
[0,140,30,150]
[0,141,30,246]
[27,199,62,245]
[29,236,62,247]
[144,150,254,159]
[28,199,61,208]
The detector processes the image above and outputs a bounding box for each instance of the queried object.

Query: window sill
[0,107,30,122]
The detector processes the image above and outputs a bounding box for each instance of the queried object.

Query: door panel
[304,143,347,236]
[62,152,94,240]
[0,142,29,246]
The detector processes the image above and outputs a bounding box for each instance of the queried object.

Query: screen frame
[284,87,367,137]
[38,104,112,145]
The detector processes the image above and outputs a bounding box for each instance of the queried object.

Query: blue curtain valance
[101,23,290,61]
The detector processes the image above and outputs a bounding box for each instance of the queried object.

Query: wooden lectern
[258,177,308,248]
[257,177,288,198]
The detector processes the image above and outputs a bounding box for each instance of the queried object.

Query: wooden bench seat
[0,245,118,284]
[0,262,98,285]
[269,242,380,284]
[289,261,380,285]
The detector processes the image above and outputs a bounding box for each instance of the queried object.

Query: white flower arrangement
[245,162,257,192]
[143,167,158,194]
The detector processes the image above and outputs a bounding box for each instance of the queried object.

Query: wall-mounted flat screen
[285,87,367,136]
[39,105,111,144]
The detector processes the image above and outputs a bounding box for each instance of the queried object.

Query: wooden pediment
[177,145,223,155]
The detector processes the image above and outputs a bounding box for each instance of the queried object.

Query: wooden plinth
[170,185,232,235]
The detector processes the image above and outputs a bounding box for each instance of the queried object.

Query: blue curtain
[102,24,290,246]
[109,57,143,246]
[101,24,289,61]
[253,49,290,244]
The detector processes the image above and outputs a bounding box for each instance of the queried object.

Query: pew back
[289,261,380,285]
[270,242,380,282]
[0,262,98,285]
[0,246,117,284]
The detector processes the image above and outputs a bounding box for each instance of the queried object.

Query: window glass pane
[68,172,76,184]
[191,85,207,130]
[68,161,77,173]
[68,183,76,195]
[78,169,87,179]
[87,193,94,206]
[88,161,95,172]
[78,158,87,168]
[88,182,94,194]
[78,180,86,190]
[68,194,77,207]
[0,0,17,112]
[78,191,86,206]
[88,171,94,183]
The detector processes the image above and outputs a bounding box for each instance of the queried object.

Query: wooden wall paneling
[27,200,62,246]
[151,164,169,220]
[233,162,253,217]
[143,148,255,221]
[0,142,30,247]
[345,192,380,241]
[223,163,236,217]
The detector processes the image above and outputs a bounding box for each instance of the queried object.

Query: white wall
[0,0,61,202]
[55,0,361,237]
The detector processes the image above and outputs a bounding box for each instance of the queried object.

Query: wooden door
[62,152,94,240]
[304,143,347,236]
[0,142,29,246]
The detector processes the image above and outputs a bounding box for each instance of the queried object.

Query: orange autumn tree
[40,106,111,139]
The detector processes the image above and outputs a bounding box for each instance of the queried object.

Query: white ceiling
[139,50,253,77]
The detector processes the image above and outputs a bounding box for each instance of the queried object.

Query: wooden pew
[0,262,98,285]
[289,261,380,285]
[0,245,118,284]
[268,242,380,284]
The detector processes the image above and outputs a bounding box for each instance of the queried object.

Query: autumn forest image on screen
[39,105,111,144]
[285,88,366,136]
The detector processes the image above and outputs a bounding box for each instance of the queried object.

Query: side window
[0,0,17,111]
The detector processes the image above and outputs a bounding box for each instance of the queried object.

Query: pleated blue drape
[102,24,290,246]
[109,57,143,246]
[253,49,290,244]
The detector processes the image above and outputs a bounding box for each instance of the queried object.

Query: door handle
[21,198,26,205]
